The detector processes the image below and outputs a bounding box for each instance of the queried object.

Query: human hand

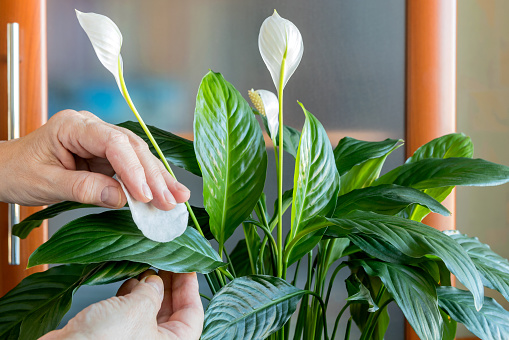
[0,110,190,210]
[40,270,204,340]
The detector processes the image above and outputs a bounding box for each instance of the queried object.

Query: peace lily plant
[2,9,509,340]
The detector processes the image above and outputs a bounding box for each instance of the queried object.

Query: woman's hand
[0,110,190,210]
[40,270,204,340]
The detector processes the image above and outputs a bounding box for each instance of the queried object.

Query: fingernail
[141,275,163,299]
[163,189,177,205]
[142,183,153,200]
[101,186,121,207]
[174,181,190,193]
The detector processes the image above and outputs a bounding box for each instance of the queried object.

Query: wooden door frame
[405,0,458,339]
[0,0,48,296]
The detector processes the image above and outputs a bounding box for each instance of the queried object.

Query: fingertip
[99,185,126,209]
[140,275,164,300]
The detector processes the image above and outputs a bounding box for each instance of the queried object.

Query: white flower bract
[258,10,304,92]
[249,89,279,142]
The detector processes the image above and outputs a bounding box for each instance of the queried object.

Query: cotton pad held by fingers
[117,177,188,242]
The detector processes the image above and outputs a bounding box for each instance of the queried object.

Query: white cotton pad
[117,177,188,242]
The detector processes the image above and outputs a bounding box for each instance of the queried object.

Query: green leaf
[437,286,509,340]
[0,261,148,340]
[13,201,96,239]
[348,233,420,264]
[345,274,379,312]
[259,113,301,158]
[446,230,509,304]
[28,210,223,274]
[406,133,473,163]
[194,71,267,247]
[358,259,442,340]
[333,137,401,176]
[325,211,484,310]
[405,133,474,221]
[286,103,340,265]
[118,121,201,176]
[375,157,509,189]
[440,308,457,340]
[334,184,450,217]
[201,275,305,340]
[229,240,253,277]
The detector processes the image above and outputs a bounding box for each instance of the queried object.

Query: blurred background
[44,0,509,339]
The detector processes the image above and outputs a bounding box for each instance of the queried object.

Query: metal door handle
[7,23,20,266]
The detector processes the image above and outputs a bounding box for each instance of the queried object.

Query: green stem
[344,317,353,340]
[291,258,302,286]
[362,298,394,340]
[360,285,387,340]
[283,221,329,264]
[305,291,330,340]
[331,302,352,340]
[325,262,348,308]
[224,249,237,277]
[200,293,212,301]
[277,50,287,279]
[118,60,204,237]
[218,267,234,281]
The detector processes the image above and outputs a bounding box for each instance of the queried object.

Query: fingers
[116,278,139,297]
[51,110,191,210]
[128,275,165,316]
[50,167,127,208]
[158,272,204,340]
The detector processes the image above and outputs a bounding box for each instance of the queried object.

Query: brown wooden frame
[405,0,458,339]
[0,0,48,296]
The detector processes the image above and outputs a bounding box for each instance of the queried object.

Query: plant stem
[305,291,330,340]
[331,301,352,340]
[218,267,234,281]
[118,61,205,237]
[291,259,302,286]
[359,285,387,340]
[200,293,212,301]
[325,263,348,308]
[277,49,287,279]
[223,249,237,277]
[344,317,352,340]
[362,298,394,340]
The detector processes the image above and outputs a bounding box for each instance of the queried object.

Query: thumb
[126,275,165,317]
[52,168,127,208]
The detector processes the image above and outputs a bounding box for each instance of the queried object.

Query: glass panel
[457,0,509,337]
[47,1,406,337]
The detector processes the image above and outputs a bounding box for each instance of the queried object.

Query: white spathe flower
[118,178,188,243]
[76,10,124,93]
[259,10,303,92]
[248,89,279,142]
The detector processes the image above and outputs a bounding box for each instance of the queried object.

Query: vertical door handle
[7,23,21,266]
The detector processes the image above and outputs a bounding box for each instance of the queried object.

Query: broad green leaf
[28,210,223,274]
[0,261,148,340]
[335,138,402,195]
[405,133,474,221]
[348,233,420,264]
[194,71,267,247]
[202,275,305,340]
[358,259,442,340]
[345,274,378,312]
[118,121,201,176]
[287,104,340,265]
[446,230,509,304]
[406,133,473,163]
[13,201,213,240]
[333,137,401,176]
[13,201,96,239]
[325,211,484,310]
[334,184,450,217]
[349,268,390,340]
[375,157,509,189]
[259,113,301,158]
[440,308,457,340]
[437,286,509,340]
[229,240,253,277]
[322,238,351,272]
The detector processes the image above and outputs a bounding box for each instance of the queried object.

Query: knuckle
[108,130,130,145]
[71,173,97,203]
[51,109,79,122]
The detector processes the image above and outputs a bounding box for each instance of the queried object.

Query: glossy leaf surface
[202,275,305,340]
[334,184,450,217]
[194,71,267,246]
[375,157,509,189]
[287,104,339,264]
[358,260,442,340]
[345,274,378,312]
[28,210,223,274]
[405,133,474,221]
[437,286,509,340]
[325,211,484,310]
[446,230,509,304]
